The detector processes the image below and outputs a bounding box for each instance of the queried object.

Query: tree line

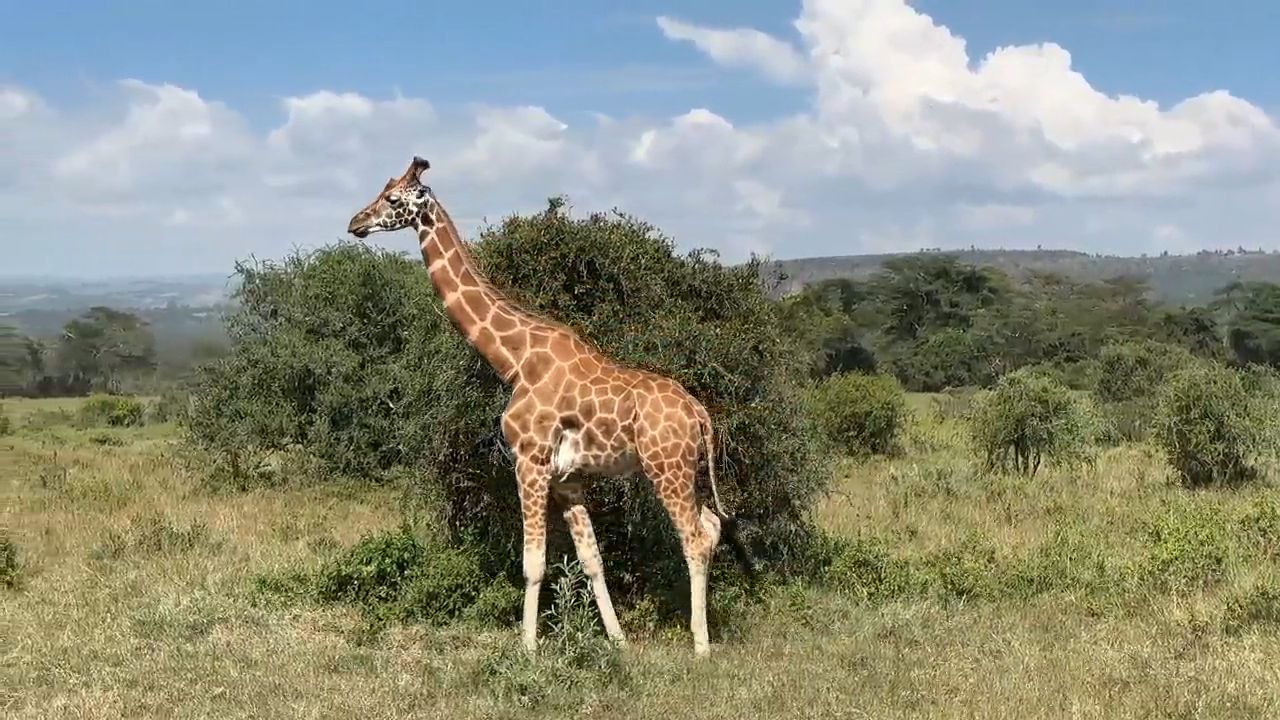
[0,306,226,397]
[779,254,1280,391]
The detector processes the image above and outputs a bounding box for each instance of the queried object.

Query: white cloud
[956,203,1037,230]
[2,0,1279,277]
[657,16,808,85]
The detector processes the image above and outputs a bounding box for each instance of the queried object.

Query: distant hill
[5,247,1280,336]
[0,274,234,315]
[764,249,1280,306]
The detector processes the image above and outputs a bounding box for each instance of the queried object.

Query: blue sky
[2,0,1278,277]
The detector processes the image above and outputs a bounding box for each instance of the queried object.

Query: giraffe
[345,156,752,657]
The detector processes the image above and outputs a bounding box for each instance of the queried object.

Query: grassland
[5,395,1280,719]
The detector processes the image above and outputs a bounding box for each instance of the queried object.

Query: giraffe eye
[386,193,402,205]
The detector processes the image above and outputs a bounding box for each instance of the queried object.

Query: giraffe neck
[414,205,534,384]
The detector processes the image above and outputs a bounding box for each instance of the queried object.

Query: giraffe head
[346,156,439,238]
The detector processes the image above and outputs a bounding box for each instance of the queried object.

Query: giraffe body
[346,157,747,657]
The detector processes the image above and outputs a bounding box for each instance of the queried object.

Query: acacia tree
[1215,281,1280,367]
[54,306,157,393]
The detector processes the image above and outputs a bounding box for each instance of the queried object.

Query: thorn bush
[967,367,1098,476]
[1153,362,1274,487]
[806,371,907,457]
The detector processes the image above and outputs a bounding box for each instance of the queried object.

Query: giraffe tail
[696,404,757,584]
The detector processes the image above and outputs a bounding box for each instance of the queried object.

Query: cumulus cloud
[2,0,1279,277]
[657,16,808,85]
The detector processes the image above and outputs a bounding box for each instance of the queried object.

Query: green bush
[0,404,11,436]
[1143,500,1233,590]
[185,199,828,618]
[1,531,21,590]
[313,527,427,608]
[967,368,1097,476]
[1095,340,1193,404]
[1094,340,1193,441]
[824,534,924,602]
[1222,583,1280,634]
[807,372,906,456]
[78,394,145,428]
[1153,363,1271,487]
[144,391,190,424]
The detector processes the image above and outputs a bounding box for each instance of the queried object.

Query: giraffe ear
[382,177,397,192]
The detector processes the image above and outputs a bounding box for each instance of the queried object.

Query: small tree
[1153,363,1272,487]
[968,367,1097,476]
[807,372,906,456]
[1094,339,1194,441]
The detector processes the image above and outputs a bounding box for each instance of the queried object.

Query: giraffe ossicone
[346,156,753,658]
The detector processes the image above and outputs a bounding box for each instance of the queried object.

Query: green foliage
[1222,583,1280,634]
[144,391,190,425]
[1143,501,1233,590]
[1095,339,1193,405]
[1240,496,1280,560]
[187,199,827,618]
[0,403,11,436]
[890,328,997,392]
[53,306,158,394]
[1153,363,1271,487]
[1,531,21,590]
[78,394,146,428]
[807,372,906,456]
[1006,525,1130,603]
[313,527,427,608]
[1216,281,1280,367]
[264,526,518,628]
[968,368,1097,476]
[927,533,1003,600]
[471,560,627,711]
[824,535,924,602]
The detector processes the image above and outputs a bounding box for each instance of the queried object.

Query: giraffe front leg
[516,458,551,655]
[555,481,627,646]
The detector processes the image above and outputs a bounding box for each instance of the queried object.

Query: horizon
[3,0,1279,278]
[3,245,1277,285]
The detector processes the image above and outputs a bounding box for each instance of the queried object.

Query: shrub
[1095,340,1193,404]
[78,394,145,428]
[1143,500,1233,590]
[1094,340,1193,441]
[187,199,828,619]
[313,527,427,608]
[1240,496,1280,560]
[1,531,21,589]
[471,560,627,710]
[0,405,10,436]
[824,534,924,602]
[967,367,1097,476]
[144,391,191,424]
[1153,363,1271,487]
[1222,583,1280,634]
[807,372,906,456]
[277,526,522,627]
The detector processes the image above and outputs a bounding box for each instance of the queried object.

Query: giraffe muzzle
[347,217,372,238]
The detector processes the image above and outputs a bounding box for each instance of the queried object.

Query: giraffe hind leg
[554,480,627,645]
[648,459,719,657]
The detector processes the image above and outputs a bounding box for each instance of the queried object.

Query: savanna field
[6,206,1280,719]
[6,390,1280,719]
